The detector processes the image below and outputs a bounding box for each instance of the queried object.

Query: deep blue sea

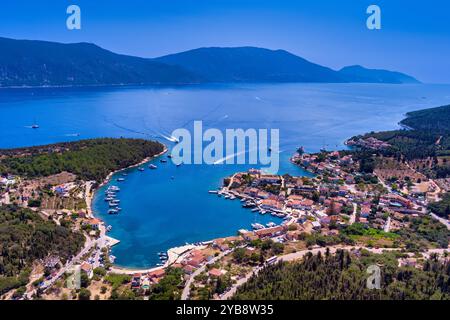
[1,83,450,268]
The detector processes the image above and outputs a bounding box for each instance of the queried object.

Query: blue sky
[1,0,449,83]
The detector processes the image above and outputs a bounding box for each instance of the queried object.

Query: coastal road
[181,249,233,300]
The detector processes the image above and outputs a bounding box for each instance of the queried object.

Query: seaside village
[1,140,449,300]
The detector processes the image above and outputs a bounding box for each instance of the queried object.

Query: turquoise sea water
[1,83,450,267]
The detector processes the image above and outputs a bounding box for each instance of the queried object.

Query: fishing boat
[149,164,158,169]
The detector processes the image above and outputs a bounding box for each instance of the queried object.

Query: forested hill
[0,206,85,296]
[234,250,450,300]
[0,37,200,87]
[0,37,420,86]
[347,104,450,178]
[0,138,165,181]
[400,104,450,132]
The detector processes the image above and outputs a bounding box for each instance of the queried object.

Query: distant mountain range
[0,37,420,87]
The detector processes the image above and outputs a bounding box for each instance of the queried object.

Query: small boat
[106,225,113,231]
[117,178,125,182]
[138,167,145,172]
[121,173,128,176]
[251,223,265,230]
[260,210,267,215]
[160,159,167,163]
[176,163,182,167]
[109,202,119,208]
[208,190,219,194]
[108,209,119,214]
[229,196,236,200]
[167,154,173,159]
[266,222,276,228]
[149,164,158,169]
[31,118,39,129]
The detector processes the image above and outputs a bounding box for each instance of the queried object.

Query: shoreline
[97,146,169,190]
[87,145,169,272]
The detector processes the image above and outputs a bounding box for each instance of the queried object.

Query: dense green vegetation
[148,267,184,300]
[0,205,84,295]
[401,105,450,132]
[396,216,449,249]
[0,138,164,181]
[349,105,450,178]
[234,250,450,300]
[429,193,450,219]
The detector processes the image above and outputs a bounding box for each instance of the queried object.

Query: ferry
[149,164,158,169]
[251,223,265,230]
